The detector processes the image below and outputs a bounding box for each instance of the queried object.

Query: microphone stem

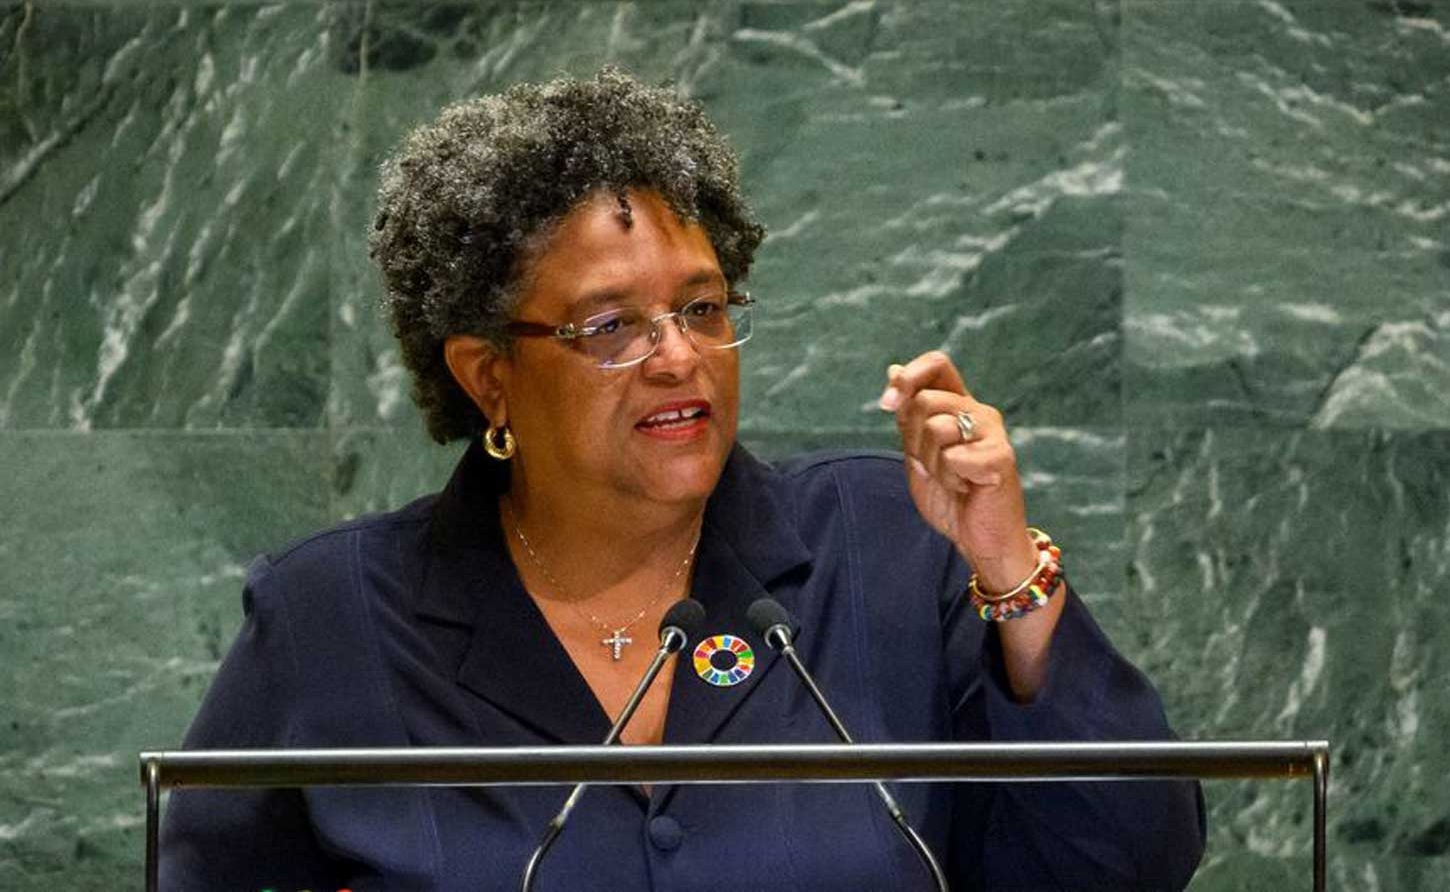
[778,642,855,744]
[778,637,950,892]
[606,634,678,746]
[520,631,681,892]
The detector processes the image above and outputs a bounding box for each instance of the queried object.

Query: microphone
[520,598,706,892]
[747,598,950,892]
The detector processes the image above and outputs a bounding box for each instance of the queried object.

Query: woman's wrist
[961,529,1041,594]
[967,529,1064,624]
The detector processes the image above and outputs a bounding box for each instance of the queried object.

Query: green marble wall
[1,1,1446,887]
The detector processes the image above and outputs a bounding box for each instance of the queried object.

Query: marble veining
[1123,0,1450,429]
[2,0,1448,887]
[1129,428,1450,887]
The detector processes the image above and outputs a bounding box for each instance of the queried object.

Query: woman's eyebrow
[568,288,633,317]
[568,270,725,314]
[681,269,725,289]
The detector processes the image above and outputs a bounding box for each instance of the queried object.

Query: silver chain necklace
[503,500,699,661]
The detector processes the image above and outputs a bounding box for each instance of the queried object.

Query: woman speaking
[162,68,1204,890]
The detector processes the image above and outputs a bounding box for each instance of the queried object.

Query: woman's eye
[587,311,640,336]
[686,300,722,317]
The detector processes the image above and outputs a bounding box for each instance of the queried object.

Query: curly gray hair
[368,67,766,444]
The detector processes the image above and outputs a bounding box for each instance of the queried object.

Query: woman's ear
[444,335,510,427]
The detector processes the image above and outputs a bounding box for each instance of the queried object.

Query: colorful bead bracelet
[967,528,1064,622]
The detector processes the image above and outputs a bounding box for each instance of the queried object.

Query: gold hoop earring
[483,424,516,461]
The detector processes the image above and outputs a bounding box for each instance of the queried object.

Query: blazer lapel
[410,443,811,750]
[660,532,782,746]
[451,569,613,745]
[650,447,812,814]
[413,444,611,745]
[662,447,813,746]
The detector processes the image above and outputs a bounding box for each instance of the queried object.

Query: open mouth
[636,403,711,432]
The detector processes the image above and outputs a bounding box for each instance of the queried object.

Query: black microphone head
[746,598,796,649]
[659,598,706,650]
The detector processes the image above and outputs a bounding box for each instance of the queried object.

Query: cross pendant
[602,629,632,661]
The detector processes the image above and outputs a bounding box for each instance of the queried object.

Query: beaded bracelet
[967,528,1064,622]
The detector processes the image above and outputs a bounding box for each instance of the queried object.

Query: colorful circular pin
[693,634,755,687]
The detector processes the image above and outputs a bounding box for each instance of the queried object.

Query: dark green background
[2,1,1447,887]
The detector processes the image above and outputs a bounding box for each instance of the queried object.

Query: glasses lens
[579,307,653,366]
[723,300,752,346]
[680,296,730,341]
[683,295,752,348]
[578,294,754,369]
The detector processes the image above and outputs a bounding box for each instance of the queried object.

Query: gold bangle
[967,528,1057,604]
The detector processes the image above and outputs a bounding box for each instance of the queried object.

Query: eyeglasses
[505,290,754,370]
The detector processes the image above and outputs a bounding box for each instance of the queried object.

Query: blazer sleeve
[159,557,347,892]
[946,583,1208,890]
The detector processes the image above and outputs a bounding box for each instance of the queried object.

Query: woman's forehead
[519,189,724,313]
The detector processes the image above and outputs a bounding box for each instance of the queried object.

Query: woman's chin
[629,439,729,505]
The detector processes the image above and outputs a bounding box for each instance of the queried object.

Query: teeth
[644,406,705,424]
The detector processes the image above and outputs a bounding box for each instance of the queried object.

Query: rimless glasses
[505,290,754,370]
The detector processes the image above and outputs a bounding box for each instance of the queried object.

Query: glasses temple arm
[504,321,582,340]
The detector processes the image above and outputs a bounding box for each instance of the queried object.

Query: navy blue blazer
[162,444,1204,890]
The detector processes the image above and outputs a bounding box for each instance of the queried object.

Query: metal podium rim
[141,739,1329,891]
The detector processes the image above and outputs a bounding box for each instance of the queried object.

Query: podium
[139,740,1329,891]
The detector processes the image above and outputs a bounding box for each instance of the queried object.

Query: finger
[912,411,965,479]
[878,363,907,412]
[894,389,956,466]
[904,394,1012,490]
[896,389,1002,463]
[938,440,1014,489]
[895,351,968,399]
[918,414,1010,489]
[898,396,966,473]
[905,453,937,485]
[879,351,970,411]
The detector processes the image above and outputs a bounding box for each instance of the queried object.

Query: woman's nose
[645,312,702,371]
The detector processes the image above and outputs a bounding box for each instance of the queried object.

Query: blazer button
[648,815,684,851]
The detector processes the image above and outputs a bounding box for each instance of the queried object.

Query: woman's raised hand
[878,351,1038,592]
